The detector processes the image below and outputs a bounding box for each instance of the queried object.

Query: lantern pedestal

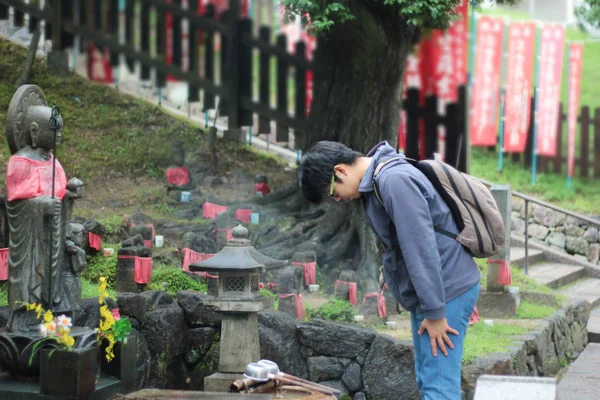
[204,297,273,392]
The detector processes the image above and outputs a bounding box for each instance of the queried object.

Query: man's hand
[417,317,458,357]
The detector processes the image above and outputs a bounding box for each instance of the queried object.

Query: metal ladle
[244,362,338,395]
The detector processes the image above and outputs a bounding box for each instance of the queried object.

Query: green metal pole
[497,19,509,173]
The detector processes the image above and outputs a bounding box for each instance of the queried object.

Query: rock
[176,208,199,220]
[584,227,599,243]
[141,304,187,355]
[461,352,513,400]
[545,232,566,249]
[307,356,344,382]
[298,319,376,359]
[509,345,529,376]
[177,290,222,327]
[341,362,363,393]
[258,311,308,379]
[511,216,525,233]
[536,324,560,376]
[133,328,151,390]
[566,236,589,255]
[83,220,106,236]
[528,224,549,240]
[353,392,366,400]
[188,342,220,391]
[183,327,219,366]
[363,335,418,400]
[141,290,175,308]
[588,244,600,263]
[565,225,585,237]
[512,199,524,213]
[277,265,304,294]
[75,297,101,329]
[117,292,148,327]
[0,306,8,328]
[533,206,566,227]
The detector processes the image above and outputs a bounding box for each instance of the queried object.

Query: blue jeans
[410,282,479,400]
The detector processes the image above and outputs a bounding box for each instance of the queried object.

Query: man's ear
[333,164,348,176]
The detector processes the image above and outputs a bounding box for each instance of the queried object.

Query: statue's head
[67,223,84,246]
[6,85,65,155]
[23,105,63,151]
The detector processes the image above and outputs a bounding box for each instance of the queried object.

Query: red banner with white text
[536,25,565,156]
[567,43,584,178]
[470,16,505,147]
[503,22,536,152]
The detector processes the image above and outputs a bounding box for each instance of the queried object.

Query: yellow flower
[43,310,53,323]
[35,304,42,319]
[64,335,75,348]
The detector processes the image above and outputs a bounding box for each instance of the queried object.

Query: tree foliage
[282,0,521,34]
[576,0,600,29]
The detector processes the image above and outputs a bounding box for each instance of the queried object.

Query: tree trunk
[16,28,42,88]
[302,1,419,153]
[254,3,420,294]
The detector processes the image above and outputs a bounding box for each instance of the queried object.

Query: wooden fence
[0,0,312,146]
[403,90,600,179]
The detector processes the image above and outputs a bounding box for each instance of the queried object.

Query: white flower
[47,321,57,336]
[39,323,48,337]
[56,315,72,329]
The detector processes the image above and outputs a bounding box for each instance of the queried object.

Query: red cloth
[335,280,357,306]
[202,202,228,219]
[134,257,153,284]
[88,232,102,251]
[363,291,387,318]
[165,166,190,186]
[0,248,8,281]
[143,240,153,250]
[267,283,279,290]
[118,255,152,284]
[6,155,67,201]
[254,182,271,196]
[181,248,217,272]
[235,209,252,224]
[488,259,512,286]
[278,293,305,320]
[87,43,114,84]
[469,306,480,326]
[292,262,317,286]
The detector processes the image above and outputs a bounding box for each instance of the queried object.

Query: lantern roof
[189,225,287,273]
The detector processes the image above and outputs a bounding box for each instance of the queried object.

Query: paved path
[557,343,600,399]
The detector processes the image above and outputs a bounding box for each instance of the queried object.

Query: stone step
[557,343,600,400]
[526,263,587,289]
[588,308,600,344]
[559,278,600,308]
[509,247,545,269]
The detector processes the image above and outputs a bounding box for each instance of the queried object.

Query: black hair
[298,141,363,204]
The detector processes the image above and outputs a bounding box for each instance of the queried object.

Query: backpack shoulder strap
[373,157,458,241]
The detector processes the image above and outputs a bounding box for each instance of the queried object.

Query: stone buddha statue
[5,85,84,331]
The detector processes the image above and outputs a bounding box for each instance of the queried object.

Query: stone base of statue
[0,326,136,399]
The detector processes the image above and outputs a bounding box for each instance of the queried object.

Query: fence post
[405,88,420,160]
[424,95,438,159]
[223,0,242,141]
[257,26,271,134]
[275,34,289,143]
[524,96,535,168]
[594,108,600,178]
[444,103,458,168]
[456,85,468,173]
[294,40,307,149]
[47,0,69,71]
[580,106,590,178]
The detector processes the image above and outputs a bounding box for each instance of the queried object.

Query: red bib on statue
[6,156,67,201]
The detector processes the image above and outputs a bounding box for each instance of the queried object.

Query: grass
[470,148,600,215]
[516,300,557,319]
[463,322,529,364]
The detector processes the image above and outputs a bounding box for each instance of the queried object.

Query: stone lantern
[190,224,287,391]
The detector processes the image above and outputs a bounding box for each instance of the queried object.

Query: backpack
[373,157,505,258]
